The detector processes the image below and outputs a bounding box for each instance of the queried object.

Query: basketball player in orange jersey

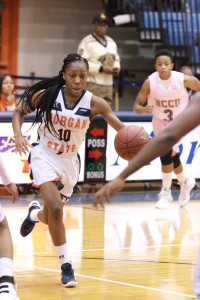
[133,49,200,210]
[94,91,200,300]
[12,53,124,288]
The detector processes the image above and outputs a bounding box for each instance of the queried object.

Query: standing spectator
[77,13,121,107]
[0,74,17,111]
[0,153,19,299]
[133,49,200,210]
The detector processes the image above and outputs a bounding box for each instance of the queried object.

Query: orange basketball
[114,125,151,161]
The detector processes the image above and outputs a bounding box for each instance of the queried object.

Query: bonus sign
[84,119,107,182]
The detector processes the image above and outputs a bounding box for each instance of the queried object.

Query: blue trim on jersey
[61,87,87,110]
[75,107,91,116]
[52,102,62,111]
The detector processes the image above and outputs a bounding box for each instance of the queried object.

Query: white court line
[16,242,200,256]
[80,242,200,252]
[33,265,195,298]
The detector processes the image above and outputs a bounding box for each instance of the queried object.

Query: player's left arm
[184,75,200,91]
[90,95,124,131]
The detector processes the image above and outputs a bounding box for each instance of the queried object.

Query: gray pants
[86,82,113,106]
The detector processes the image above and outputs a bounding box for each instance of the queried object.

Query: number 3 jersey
[147,70,189,135]
[38,88,92,157]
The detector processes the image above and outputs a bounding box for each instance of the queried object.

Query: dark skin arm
[12,90,44,156]
[133,79,153,114]
[90,94,124,131]
[94,92,200,208]
[4,183,18,203]
[184,74,200,90]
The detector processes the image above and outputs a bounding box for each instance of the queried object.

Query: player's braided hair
[59,53,89,76]
[18,53,89,136]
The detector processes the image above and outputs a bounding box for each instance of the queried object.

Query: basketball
[114,125,151,161]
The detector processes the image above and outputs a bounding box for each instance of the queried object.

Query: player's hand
[14,135,32,156]
[145,105,153,114]
[4,182,18,203]
[94,177,125,209]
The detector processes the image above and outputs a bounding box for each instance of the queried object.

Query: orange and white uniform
[30,88,92,198]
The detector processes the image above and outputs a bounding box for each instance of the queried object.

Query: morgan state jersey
[38,88,92,157]
[147,71,189,121]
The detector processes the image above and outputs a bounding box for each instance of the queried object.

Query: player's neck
[159,77,171,90]
[64,89,84,107]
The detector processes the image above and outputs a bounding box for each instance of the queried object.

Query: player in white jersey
[12,53,124,288]
[0,153,19,300]
[133,49,200,209]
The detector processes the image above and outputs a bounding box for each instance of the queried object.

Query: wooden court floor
[2,188,200,300]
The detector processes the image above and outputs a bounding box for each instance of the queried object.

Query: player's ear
[171,63,174,69]
[62,72,66,80]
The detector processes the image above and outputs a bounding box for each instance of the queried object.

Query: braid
[19,53,89,137]
[59,53,89,77]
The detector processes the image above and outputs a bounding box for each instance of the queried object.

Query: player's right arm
[12,90,44,156]
[133,79,153,114]
[12,107,30,156]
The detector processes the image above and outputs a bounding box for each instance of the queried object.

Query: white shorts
[29,144,80,198]
[0,204,5,222]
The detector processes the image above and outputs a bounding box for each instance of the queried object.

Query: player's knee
[160,150,173,165]
[172,153,181,169]
[50,202,63,220]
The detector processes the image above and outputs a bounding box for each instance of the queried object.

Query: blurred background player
[133,49,200,210]
[0,74,17,112]
[77,13,121,108]
[0,153,19,300]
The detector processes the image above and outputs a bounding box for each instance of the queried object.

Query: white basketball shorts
[29,144,80,199]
